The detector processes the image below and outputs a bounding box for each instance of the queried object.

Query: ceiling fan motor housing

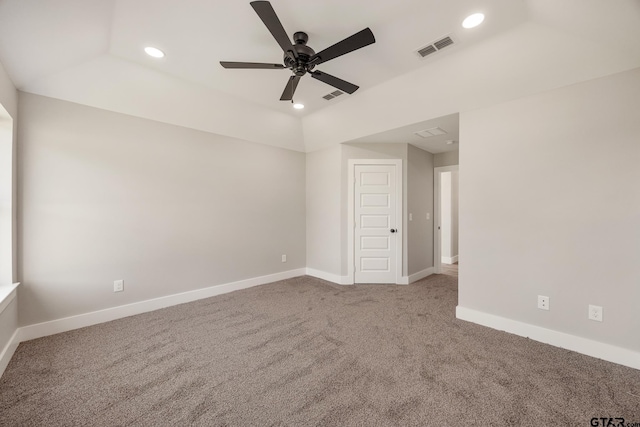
[220,1,374,100]
[285,31,315,75]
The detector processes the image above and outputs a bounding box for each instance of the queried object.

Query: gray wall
[451,170,459,257]
[459,67,640,352]
[407,144,434,274]
[306,142,435,280]
[306,146,341,276]
[18,93,306,326]
[433,151,458,167]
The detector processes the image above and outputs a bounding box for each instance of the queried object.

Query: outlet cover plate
[114,280,124,292]
[537,295,549,310]
[588,304,603,322]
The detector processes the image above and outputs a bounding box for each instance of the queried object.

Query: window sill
[0,282,19,315]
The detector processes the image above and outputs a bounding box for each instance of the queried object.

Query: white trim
[0,283,20,314]
[0,329,20,378]
[305,268,352,285]
[456,306,640,371]
[434,165,459,274]
[441,255,458,264]
[0,282,19,315]
[408,267,436,283]
[18,268,306,343]
[348,159,403,285]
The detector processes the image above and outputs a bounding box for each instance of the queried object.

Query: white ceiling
[0,0,530,116]
[0,0,639,151]
[350,114,460,154]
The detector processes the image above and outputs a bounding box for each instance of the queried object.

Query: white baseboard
[307,267,434,286]
[18,268,306,343]
[456,306,640,371]
[441,255,458,264]
[407,267,435,284]
[305,268,352,285]
[0,329,20,378]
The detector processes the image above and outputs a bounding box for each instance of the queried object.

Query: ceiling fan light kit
[220,1,376,102]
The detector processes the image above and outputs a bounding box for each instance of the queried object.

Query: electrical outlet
[537,295,549,310]
[409,213,413,221]
[281,254,287,263]
[426,213,430,220]
[113,280,124,293]
[588,305,603,322]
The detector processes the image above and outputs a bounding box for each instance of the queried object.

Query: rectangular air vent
[415,33,457,59]
[417,45,437,58]
[415,127,448,139]
[433,36,454,50]
[323,90,344,101]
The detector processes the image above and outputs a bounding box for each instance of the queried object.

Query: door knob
[390,229,397,233]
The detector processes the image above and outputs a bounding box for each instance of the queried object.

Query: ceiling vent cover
[417,45,437,58]
[416,33,457,59]
[322,90,344,100]
[415,127,448,138]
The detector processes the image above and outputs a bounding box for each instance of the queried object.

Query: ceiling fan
[220,1,376,102]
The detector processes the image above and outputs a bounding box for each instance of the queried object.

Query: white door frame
[348,159,403,285]
[434,165,459,274]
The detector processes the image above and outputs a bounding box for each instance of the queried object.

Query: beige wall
[18,93,306,326]
[459,67,640,352]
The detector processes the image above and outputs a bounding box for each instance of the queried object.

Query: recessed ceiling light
[293,103,304,110]
[462,13,485,29]
[144,46,165,58]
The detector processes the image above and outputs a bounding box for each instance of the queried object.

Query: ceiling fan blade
[280,75,301,101]
[220,61,285,69]
[250,1,296,59]
[309,28,375,65]
[310,70,359,94]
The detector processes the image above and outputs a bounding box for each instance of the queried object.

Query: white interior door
[354,164,398,283]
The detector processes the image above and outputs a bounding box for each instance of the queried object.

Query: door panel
[354,164,397,283]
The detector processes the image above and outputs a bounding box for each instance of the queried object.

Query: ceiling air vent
[415,33,457,59]
[322,90,344,100]
[417,45,437,58]
[434,36,454,50]
[415,127,448,138]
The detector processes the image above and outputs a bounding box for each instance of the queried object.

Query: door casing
[347,159,403,285]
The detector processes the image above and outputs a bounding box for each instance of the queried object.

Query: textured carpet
[1,274,639,426]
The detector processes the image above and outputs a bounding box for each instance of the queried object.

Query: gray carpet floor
[1,274,639,426]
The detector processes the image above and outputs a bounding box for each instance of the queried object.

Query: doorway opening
[434,165,459,275]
